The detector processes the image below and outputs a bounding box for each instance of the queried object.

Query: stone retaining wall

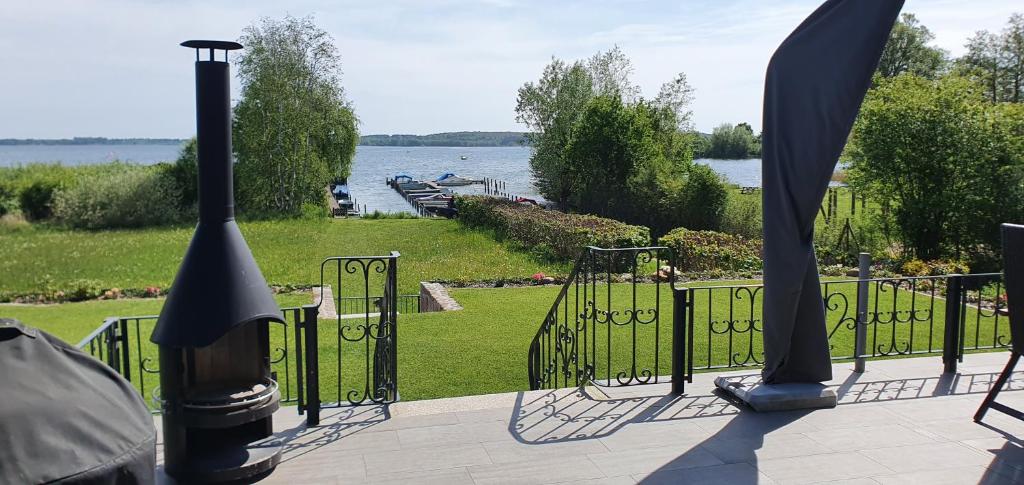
[419,282,463,312]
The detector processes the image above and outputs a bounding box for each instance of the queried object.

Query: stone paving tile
[799,404,905,430]
[690,409,821,439]
[466,456,606,484]
[596,420,713,452]
[857,441,992,473]
[872,465,1020,485]
[802,424,936,452]
[879,395,986,422]
[363,467,476,485]
[911,414,1024,442]
[700,432,837,463]
[482,438,611,464]
[586,444,724,477]
[555,475,636,485]
[396,420,512,448]
[962,436,1024,471]
[281,428,401,455]
[634,462,777,484]
[265,451,365,483]
[368,411,460,431]
[362,442,492,476]
[803,480,879,485]
[456,407,515,424]
[756,451,892,484]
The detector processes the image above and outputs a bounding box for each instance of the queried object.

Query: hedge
[659,227,762,272]
[456,196,650,260]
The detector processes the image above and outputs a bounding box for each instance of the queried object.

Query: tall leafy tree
[233,15,359,215]
[1000,14,1024,102]
[516,47,723,234]
[515,59,592,208]
[706,123,757,159]
[846,74,1024,261]
[877,13,948,79]
[958,13,1024,103]
[516,47,692,208]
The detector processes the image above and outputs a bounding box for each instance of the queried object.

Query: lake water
[0,144,763,214]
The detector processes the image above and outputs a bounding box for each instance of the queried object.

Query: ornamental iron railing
[527,246,687,392]
[528,249,1009,393]
[76,311,305,411]
[686,271,1008,373]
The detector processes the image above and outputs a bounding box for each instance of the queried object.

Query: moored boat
[435,172,480,186]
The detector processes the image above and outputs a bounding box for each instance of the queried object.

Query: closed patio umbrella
[761,0,904,383]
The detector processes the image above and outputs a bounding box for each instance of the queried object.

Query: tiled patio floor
[157,352,1024,484]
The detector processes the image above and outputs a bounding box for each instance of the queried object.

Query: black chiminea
[151,39,284,483]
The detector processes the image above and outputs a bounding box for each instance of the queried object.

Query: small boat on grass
[435,172,481,186]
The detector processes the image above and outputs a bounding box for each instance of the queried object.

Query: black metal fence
[76,310,307,411]
[528,247,1010,393]
[527,246,681,392]
[305,253,401,421]
[336,295,420,315]
[681,271,1008,374]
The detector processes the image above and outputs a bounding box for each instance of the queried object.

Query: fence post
[303,305,321,426]
[943,275,964,374]
[119,318,131,383]
[854,253,871,372]
[672,287,689,394]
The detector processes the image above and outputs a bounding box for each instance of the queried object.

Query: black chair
[975,223,1024,422]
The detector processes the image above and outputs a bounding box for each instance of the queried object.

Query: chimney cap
[181,40,243,51]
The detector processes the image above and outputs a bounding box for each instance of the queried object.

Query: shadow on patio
[507,367,1024,484]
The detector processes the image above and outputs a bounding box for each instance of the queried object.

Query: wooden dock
[386,177,456,217]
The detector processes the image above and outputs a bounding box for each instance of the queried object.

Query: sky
[0,0,1019,138]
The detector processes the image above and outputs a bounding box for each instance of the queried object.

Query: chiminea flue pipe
[151,40,282,348]
[192,42,235,223]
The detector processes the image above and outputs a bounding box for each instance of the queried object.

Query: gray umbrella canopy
[761,0,904,383]
[0,319,155,484]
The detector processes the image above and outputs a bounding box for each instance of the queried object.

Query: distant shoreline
[0,132,533,148]
[0,137,186,146]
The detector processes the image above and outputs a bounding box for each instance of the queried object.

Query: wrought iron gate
[297,252,401,426]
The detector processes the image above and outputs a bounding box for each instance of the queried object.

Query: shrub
[900,258,969,276]
[456,195,650,260]
[901,259,929,276]
[670,164,728,233]
[164,137,198,212]
[721,191,762,239]
[361,210,419,220]
[659,227,762,272]
[18,179,61,220]
[53,167,182,229]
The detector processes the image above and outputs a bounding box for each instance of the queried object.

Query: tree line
[359,131,527,147]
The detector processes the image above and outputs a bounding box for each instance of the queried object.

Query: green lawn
[0,218,569,298]
[3,279,1009,406]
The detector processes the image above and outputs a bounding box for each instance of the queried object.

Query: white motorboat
[435,172,480,186]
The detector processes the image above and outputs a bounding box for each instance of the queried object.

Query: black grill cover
[0,319,156,484]
[761,0,904,383]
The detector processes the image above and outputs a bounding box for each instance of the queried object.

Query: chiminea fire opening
[152,39,284,483]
